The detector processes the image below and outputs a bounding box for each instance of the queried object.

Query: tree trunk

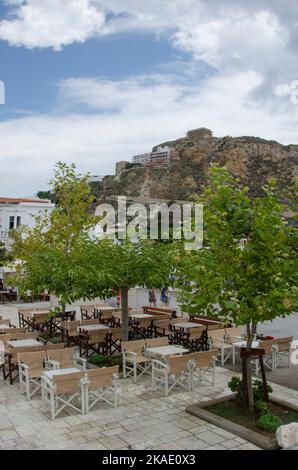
[245,322,257,413]
[121,287,129,342]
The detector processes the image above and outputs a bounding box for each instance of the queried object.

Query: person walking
[160,287,169,307]
[148,289,156,307]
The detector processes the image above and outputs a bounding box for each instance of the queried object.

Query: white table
[96,307,119,312]
[43,367,81,379]
[8,339,41,348]
[232,340,259,365]
[145,345,189,360]
[78,324,110,332]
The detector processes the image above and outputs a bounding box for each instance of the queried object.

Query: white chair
[44,347,86,371]
[84,366,119,413]
[187,350,217,387]
[122,340,152,383]
[151,354,194,397]
[18,350,47,400]
[41,370,86,420]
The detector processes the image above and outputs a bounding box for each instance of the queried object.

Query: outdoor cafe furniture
[129,313,155,339]
[186,349,217,387]
[61,320,81,346]
[1,333,45,384]
[44,346,87,371]
[84,365,119,413]
[144,344,189,362]
[142,306,177,319]
[18,350,47,400]
[152,319,173,340]
[41,368,86,420]
[275,336,294,368]
[107,327,122,355]
[151,353,194,396]
[145,337,169,348]
[172,325,209,352]
[79,328,110,359]
[122,339,152,383]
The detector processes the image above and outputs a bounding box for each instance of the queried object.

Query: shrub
[228,376,273,404]
[255,400,268,415]
[257,413,282,432]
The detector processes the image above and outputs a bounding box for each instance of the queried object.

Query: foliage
[255,400,269,416]
[0,241,12,267]
[12,162,98,310]
[89,354,122,368]
[177,166,298,410]
[257,413,282,432]
[228,376,273,404]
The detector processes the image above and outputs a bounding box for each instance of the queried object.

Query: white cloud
[0,0,105,50]
[1,70,298,196]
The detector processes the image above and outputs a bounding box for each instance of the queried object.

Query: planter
[186,394,298,450]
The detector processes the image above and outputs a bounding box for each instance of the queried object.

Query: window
[16,216,21,227]
[9,216,14,230]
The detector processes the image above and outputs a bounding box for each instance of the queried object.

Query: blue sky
[0,1,297,196]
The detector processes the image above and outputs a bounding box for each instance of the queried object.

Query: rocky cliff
[94,133,298,202]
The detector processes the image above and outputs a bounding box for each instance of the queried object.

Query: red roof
[0,197,50,204]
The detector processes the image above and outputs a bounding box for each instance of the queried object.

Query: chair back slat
[122,339,145,355]
[53,371,85,394]
[110,327,122,341]
[145,337,169,348]
[185,349,217,368]
[46,347,74,368]
[17,350,47,378]
[168,354,191,374]
[188,326,205,339]
[86,365,119,389]
[275,336,293,352]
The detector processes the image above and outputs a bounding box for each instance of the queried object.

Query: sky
[0,0,298,196]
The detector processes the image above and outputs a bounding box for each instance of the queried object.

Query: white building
[0,197,55,240]
[132,153,151,164]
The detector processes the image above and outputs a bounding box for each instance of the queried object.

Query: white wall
[0,201,54,233]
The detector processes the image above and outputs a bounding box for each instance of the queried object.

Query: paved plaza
[0,302,297,451]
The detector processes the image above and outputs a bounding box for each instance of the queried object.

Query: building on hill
[186,127,213,141]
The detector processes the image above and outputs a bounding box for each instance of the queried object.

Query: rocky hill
[94,131,298,203]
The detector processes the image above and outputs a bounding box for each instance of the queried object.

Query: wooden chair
[0,327,26,335]
[151,354,194,396]
[208,329,234,366]
[18,350,47,400]
[152,319,173,339]
[80,305,97,321]
[186,349,217,387]
[253,339,278,374]
[108,327,122,355]
[145,337,169,348]
[45,347,86,370]
[79,329,109,359]
[41,370,86,420]
[84,366,119,412]
[275,336,293,369]
[61,320,80,346]
[130,317,154,339]
[177,326,208,351]
[122,340,151,383]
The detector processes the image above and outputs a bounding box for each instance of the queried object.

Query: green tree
[177,166,298,412]
[82,238,174,341]
[13,162,97,312]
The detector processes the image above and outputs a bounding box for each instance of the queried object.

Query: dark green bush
[228,376,273,403]
[255,400,268,415]
[257,413,282,432]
